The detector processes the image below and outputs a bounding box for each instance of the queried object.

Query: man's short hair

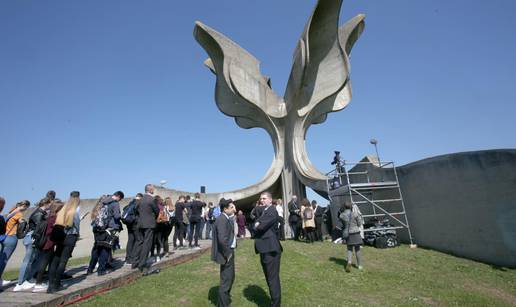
[145,184,153,193]
[135,193,143,198]
[194,192,200,199]
[46,190,56,200]
[70,191,80,198]
[114,191,125,200]
[220,198,234,210]
[38,197,52,208]
[260,191,272,199]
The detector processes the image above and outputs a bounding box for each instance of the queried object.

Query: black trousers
[305,227,315,243]
[173,222,185,247]
[218,250,235,307]
[36,249,53,284]
[88,244,111,273]
[151,225,162,257]
[126,224,137,264]
[278,217,285,240]
[136,228,154,269]
[189,219,203,247]
[289,220,301,240]
[260,251,282,307]
[314,220,323,241]
[48,234,78,287]
[161,223,172,254]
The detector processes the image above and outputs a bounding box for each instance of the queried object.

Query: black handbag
[50,224,66,243]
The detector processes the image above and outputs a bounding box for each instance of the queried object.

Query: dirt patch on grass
[465,282,516,305]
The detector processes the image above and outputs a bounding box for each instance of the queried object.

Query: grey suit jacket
[211,213,235,265]
[136,194,159,229]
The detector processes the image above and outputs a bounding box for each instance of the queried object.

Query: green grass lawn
[74,240,515,306]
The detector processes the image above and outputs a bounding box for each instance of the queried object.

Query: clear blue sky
[1,0,515,206]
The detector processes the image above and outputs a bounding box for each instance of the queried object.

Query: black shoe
[47,283,63,294]
[131,263,138,270]
[61,273,73,280]
[97,271,107,276]
[86,269,93,275]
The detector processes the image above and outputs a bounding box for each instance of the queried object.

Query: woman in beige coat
[300,198,316,243]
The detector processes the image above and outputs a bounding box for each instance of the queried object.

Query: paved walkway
[0,240,211,307]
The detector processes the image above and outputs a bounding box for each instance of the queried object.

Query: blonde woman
[47,191,81,293]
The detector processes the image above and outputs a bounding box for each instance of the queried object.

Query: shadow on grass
[329,256,347,266]
[208,286,218,305]
[243,284,270,306]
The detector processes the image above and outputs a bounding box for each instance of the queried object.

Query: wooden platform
[0,241,210,307]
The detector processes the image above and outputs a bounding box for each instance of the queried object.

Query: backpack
[121,201,137,225]
[303,207,314,220]
[0,214,16,243]
[157,207,169,224]
[16,219,29,239]
[93,204,111,231]
[208,207,215,221]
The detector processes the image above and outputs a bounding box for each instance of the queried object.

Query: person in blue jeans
[0,200,30,286]
[13,197,52,292]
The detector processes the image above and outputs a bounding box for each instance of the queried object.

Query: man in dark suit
[189,193,205,248]
[211,198,237,307]
[254,191,282,307]
[133,184,159,273]
[288,195,301,240]
[313,200,325,242]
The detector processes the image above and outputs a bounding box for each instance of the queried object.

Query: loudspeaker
[200,186,206,194]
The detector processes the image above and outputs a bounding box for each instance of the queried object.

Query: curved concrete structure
[189,0,365,208]
[396,149,516,268]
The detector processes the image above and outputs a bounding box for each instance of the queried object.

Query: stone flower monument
[191,0,365,204]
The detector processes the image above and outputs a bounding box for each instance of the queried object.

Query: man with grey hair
[254,191,282,307]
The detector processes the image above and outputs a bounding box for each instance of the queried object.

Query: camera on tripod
[329,151,345,190]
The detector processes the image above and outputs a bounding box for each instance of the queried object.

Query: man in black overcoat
[254,191,282,307]
[133,184,159,273]
[211,199,237,307]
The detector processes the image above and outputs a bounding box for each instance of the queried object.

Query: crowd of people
[0,184,242,293]
[0,186,364,302]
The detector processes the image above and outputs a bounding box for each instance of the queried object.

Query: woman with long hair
[13,197,52,291]
[0,200,30,285]
[32,199,64,292]
[300,198,316,243]
[152,196,166,260]
[46,191,81,293]
[339,202,364,272]
[161,197,174,256]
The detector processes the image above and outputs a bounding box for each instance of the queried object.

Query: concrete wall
[397,149,516,268]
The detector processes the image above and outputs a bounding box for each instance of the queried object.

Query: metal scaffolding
[326,158,414,245]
